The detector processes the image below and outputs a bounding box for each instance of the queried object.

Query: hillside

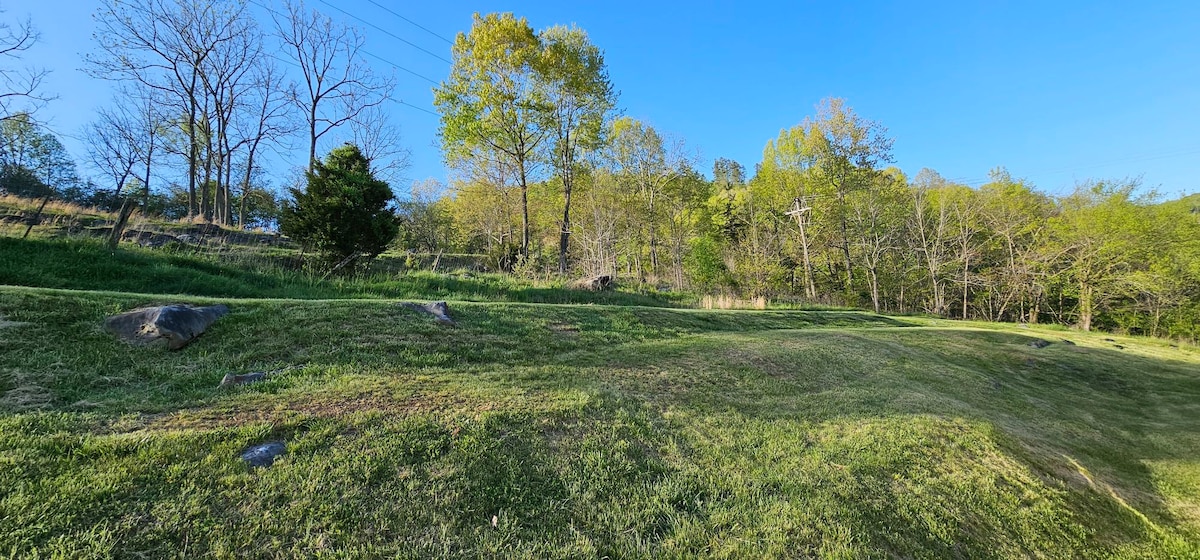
[1,242,1198,558]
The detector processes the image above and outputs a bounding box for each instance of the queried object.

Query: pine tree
[280,144,398,262]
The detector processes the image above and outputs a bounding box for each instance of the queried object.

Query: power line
[362,0,453,45]
[263,51,438,117]
[314,0,451,64]
[248,0,442,86]
[948,145,1200,186]
[396,99,438,117]
[360,50,439,86]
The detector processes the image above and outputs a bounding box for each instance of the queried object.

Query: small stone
[1060,339,1076,346]
[1028,339,1051,349]
[241,441,286,468]
[219,371,267,388]
[1113,344,1125,350]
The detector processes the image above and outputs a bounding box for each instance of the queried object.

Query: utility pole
[785,197,817,298]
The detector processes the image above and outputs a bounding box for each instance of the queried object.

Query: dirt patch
[0,370,53,411]
[0,315,30,329]
[548,323,580,336]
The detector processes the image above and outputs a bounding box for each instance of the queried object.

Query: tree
[280,143,397,262]
[435,12,548,261]
[0,113,79,197]
[607,117,690,278]
[86,88,163,207]
[89,0,253,219]
[0,8,51,121]
[538,24,615,273]
[801,98,894,288]
[274,0,391,171]
[1049,180,1151,331]
[351,105,411,186]
[233,60,294,228]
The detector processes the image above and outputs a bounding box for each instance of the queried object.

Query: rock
[1060,339,1076,346]
[1113,344,1125,350]
[219,371,267,388]
[1104,338,1116,342]
[241,441,286,468]
[124,230,180,248]
[1028,339,1052,349]
[105,304,230,350]
[400,301,456,325]
[569,275,614,292]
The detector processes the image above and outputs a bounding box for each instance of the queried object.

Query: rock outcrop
[105,304,230,350]
[400,301,456,325]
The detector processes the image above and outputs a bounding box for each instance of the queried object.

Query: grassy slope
[0,237,688,307]
[1,238,1199,558]
[0,285,1198,558]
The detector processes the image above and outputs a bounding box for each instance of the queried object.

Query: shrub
[280,144,398,262]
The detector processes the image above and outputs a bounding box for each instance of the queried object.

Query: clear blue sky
[5,0,1198,198]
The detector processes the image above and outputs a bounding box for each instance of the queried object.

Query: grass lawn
[1,278,1198,557]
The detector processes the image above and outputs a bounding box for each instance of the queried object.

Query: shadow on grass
[0,287,1197,557]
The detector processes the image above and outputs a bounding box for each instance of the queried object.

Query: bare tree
[198,12,259,223]
[273,0,392,171]
[233,61,295,228]
[89,0,249,219]
[85,105,140,201]
[351,104,410,186]
[0,10,52,121]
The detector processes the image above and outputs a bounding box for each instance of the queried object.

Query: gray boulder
[106,304,230,350]
[401,301,455,325]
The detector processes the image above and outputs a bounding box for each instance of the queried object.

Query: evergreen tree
[280,144,398,261]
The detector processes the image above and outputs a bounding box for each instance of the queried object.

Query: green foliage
[280,144,398,262]
[0,113,81,199]
[684,236,730,291]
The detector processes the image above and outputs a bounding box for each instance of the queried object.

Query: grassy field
[1,239,1199,558]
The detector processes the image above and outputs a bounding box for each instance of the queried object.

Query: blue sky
[5,0,1198,198]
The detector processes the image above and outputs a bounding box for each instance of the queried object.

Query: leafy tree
[280,144,397,262]
[435,12,547,261]
[0,112,79,198]
[1048,180,1150,331]
[539,24,615,273]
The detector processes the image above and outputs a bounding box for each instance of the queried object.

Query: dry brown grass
[700,294,769,310]
[0,194,115,220]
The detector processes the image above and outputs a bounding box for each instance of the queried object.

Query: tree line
[425,15,1199,339]
[0,0,404,228]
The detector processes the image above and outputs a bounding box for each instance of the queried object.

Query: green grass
[0,237,690,307]
[1,279,1198,558]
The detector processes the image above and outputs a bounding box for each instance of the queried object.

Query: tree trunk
[22,195,51,239]
[108,197,136,250]
[519,159,530,261]
[1079,281,1093,331]
[962,255,970,319]
[559,177,571,274]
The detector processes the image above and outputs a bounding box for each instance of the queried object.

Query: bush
[280,144,398,262]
